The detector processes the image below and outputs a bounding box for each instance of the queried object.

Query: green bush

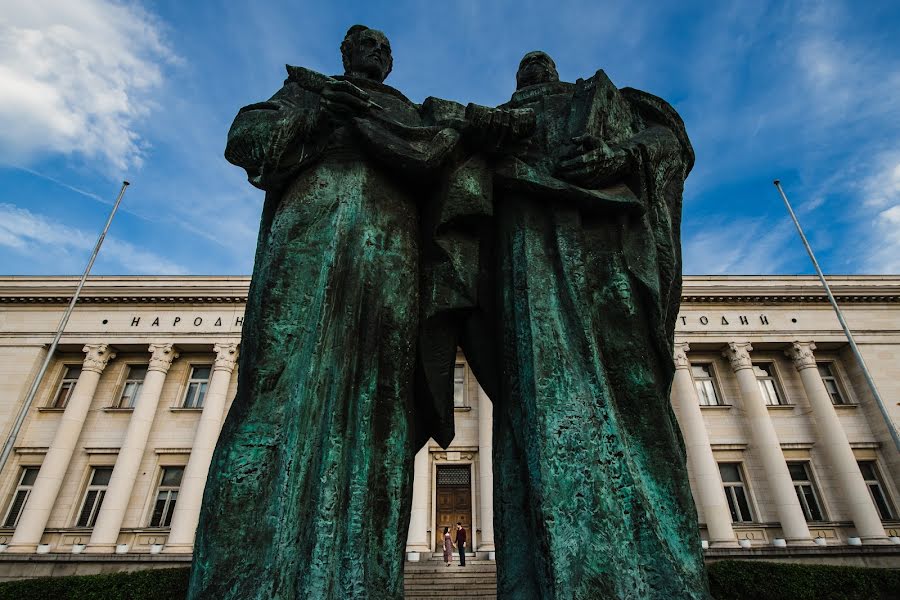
[708,560,900,600]
[1,560,897,599]
[0,567,190,600]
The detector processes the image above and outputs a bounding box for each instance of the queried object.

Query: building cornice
[1,275,899,305]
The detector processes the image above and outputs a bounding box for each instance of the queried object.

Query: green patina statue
[193,24,706,600]
[189,25,528,599]
[473,51,709,599]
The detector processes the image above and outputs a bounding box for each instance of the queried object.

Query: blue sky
[1,0,898,276]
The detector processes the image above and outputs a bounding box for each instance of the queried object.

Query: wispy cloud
[0,0,177,173]
[0,203,187,274]
[683,218,798,275]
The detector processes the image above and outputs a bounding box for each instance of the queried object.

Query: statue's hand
[464,104,535,152]
[321,80,375,117]
[555,134,629,187]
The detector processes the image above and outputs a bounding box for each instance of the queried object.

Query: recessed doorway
[434,464,472,552]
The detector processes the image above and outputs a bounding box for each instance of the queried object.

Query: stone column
[406,446,431,556]
[723,342,812,545]
[87,344,178,552]
[477,384,495,555]
[785,341,888,543]
[9,344,116,552]
[164,343,238,552]
[671,343,738,547]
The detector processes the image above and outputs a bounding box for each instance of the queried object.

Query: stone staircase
[404,557,497,600]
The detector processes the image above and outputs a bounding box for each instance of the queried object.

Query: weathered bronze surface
[194,25,706,599]
[479,51,709,599]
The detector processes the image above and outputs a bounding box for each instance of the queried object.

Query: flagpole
[0,181,131,474]
[773,179,900,452]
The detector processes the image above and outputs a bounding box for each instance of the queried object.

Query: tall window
[2,466,40,527]
[816,363,847,405]
[691,363,722,406]
[182,365,211,408]
[117,365,148,408]
[453,363,466,408]
[50,365,82,408]
[719,462,753,522]
[76,467,113,527]
[858,461,896,520]
[149,467,184,527]
[788,462,825,521]
[753,363,784,405]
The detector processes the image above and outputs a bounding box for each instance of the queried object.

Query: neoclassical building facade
[0,275,897,578]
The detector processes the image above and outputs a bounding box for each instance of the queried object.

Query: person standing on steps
[443,527,453,567]
[455,522,467,567]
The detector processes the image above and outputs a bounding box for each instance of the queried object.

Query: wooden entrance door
[435,465,472,552]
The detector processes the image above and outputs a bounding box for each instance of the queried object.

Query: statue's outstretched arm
[224,82,326,190]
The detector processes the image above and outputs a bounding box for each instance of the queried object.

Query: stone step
[406,566,496,573]
[405,577,497,589]
[403,558,497,599]
[405,596,496,600]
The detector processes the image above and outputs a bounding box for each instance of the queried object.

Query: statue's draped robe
[189,67,458,600]
[478,73,708,599]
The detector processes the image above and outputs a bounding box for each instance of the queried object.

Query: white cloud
[682,218,798,275]
[859,155,900,209]
[865,205,900,273]
[0,203,187,274]
[0,1,176,172]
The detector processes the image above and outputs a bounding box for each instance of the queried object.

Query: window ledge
[700,404,733,411]
[103,407,134,413]
[37,407,65,413]
[169,407,203,413]
[766,404,795,411]
[833,403,859,410]
[454,406,472,412]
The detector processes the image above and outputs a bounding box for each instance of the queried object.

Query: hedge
[707,560,900,600]
[0,560,897,599]
[0,567,190,600]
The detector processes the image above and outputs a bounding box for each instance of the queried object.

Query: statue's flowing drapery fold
[466,72,708,599]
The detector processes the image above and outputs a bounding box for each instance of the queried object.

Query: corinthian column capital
[81,343,116,373]
[213,343,239,373]
[722,342,753,372]
[785,341,817,371]
[673,342,691,370]
[147,343,179,373]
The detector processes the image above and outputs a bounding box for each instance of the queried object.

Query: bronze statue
[198,25,705,599]
[190,25,528,600]
[470,51,708,598]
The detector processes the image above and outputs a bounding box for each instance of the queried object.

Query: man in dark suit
[455,522,467,566]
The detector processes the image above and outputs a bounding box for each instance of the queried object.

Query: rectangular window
[50,365,82,408]
[117,365,148,408]
[453,363,466,408]
[182,365,211,408]
[858,461,896,521]
[691,363,722,406]
[76,467,113,527]
[149,466,184,527]
[816,363,847,405]
[719,462,753,522]
[753,363,784,405]
[2,466,40,527]
[788,462,825,521]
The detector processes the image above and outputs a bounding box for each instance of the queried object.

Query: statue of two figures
[189,24,708,600]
